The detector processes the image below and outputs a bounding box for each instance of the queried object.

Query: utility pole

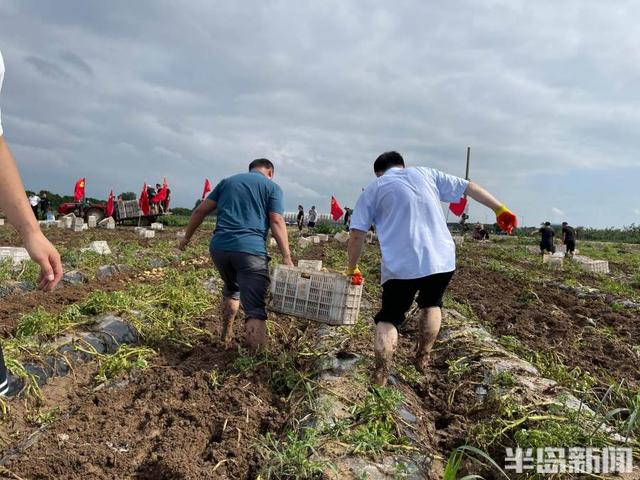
[460,146,471,232]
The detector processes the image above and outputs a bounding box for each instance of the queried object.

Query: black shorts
[374,271,455,327]
[210,250,270,320]
[0,347,8,396]
[565,240,576,252]
[308,221,316,228]
[540,241,555,253]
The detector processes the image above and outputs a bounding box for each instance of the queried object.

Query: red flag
[152,177,168,203]
[106,190,114,217]
[139,183,150,216]
[202,178,212,199]
[449,197,467,217]
[74,178,86,202]
[330,196,344,221]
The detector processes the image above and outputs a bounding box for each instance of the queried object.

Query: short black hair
[249,158,275,172]
[544,221,551,226]
[562,222,568,226]
[374,151,405,174]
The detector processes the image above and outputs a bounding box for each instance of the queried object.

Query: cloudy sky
[1,0,639,227]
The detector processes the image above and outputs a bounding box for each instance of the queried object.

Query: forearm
[465,181,503,211]
[184,210,206,241]
[348,229,367,268]
[269,218,291,260]
[0,138,40,238]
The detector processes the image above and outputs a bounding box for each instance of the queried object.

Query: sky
[0,0,639,227]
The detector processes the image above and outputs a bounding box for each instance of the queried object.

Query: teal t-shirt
[209,171,284,257]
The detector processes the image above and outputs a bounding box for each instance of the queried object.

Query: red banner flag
[139,183,150,216]
[449,197,467,217]
[330,196,344,221]
[202,178,212,199]
[74,178,86,202]
[106,190,114,217]
[152,177,168,203]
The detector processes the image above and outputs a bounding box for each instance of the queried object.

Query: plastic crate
[0,247,30,265]
[116,200,141,219]
[574,256,609,274]
[269,265,363,325]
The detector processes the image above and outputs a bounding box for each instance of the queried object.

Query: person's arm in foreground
[179,198,217,250]
[465,181,517,234]
[0,138,62,291]
[269,212,293,266]
[347,229,366,271]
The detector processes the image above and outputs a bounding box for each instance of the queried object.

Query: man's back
[539,226,555,243]
[562,225,575,240]
[351,166,468,282]
[209,171,283,257]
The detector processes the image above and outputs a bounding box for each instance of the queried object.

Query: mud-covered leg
[415,307,441,373]
[221,297,240,346]
[374,321,398,386]
[245,318,267,351]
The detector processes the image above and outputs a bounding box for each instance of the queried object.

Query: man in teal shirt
[180,159,292,350]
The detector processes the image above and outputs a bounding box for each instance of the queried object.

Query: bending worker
[179,159,292,350]
[347,151,517,386]
[0,50,63,395]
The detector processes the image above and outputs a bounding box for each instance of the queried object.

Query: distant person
[296,205,304,231]
[562,222,577,256]
[28,192,40,219]
[347,151,517,385]
[0,49,63,395]
[179,158,292,350]
[307,206,317,228]
[472,222,489,241]
[164,186,171,213]
[154,183,164,213]
[40,193,50,219]
[344,207,352,231]
[538,221,556,254]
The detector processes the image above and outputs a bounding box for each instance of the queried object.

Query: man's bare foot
[221,318,234,346]
[373,355,390,386]
[414,352,430,374]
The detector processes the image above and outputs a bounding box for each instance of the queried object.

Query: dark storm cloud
[1,0,639,227]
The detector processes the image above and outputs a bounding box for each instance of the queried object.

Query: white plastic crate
[298,259,322,271]
[542,254,563,269]
[574,256,609,274]
[269,265,362,325]
[0,247,30,265]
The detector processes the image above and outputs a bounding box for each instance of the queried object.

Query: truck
[57,200,164,225]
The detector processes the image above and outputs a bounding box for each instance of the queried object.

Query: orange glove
[346,265,363,286]
[494,204,517,234]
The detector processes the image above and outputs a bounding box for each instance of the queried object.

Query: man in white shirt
[307,206,317,228]
[0,50,63,395]
[28,192,41,219]
[347,151,516,385]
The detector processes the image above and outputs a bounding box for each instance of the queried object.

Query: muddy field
[0,225,638,478]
